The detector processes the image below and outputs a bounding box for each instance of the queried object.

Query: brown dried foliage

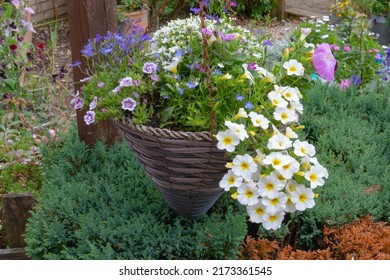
[240,216,390,260]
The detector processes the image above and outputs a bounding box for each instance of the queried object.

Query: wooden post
[68,0,122,147]
[2,193,35,248]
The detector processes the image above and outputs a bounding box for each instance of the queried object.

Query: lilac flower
[11,0,20,8]
[112,86,122,93]
[24,7,36,14]
[190,8,200,14]
[81,42,94,58]
[70,92,84,110]
[151,74,159,82]
[351,75,361,86]
[119,77,133,87]
[143,62,158,74]
[235,94,244,101]
[186,80,198,89]
[84,111,95,125]
[132,92,140,99]
[244,101,254,110]
[263,40,273,46]
[97,82,105,88]
[201,28,213,36]
[223,33,235,41]
[89,97,97,110]
[122,97,136,111]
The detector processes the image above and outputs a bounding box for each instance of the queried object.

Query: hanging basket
[115,118,228,218]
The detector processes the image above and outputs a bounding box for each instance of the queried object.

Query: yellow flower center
[240,162,249,170]
[281,112,288,121]
[272,158,281,166]
[289,66,297,73]
[265,182,274,191]
[309,173,317,182]
[283,163,291,170]
[245,189,254,198]
[269,215,277,222]
[270,198,279,205]
[256,207,264,216]
[223,136,232,145]
[228,176,235,185]
[299,193,307,203]
[300,147,307,154]
[285,92,292,98]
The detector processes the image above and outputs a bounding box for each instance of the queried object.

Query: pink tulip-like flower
[312,43,337,81]
[340,79,350,90]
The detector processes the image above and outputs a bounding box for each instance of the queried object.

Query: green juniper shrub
[269,82,390,250]
[25,127,247,259]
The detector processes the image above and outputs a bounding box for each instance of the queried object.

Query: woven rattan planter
[115,118,228,218]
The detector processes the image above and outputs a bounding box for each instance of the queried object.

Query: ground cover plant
[24,128,247,260]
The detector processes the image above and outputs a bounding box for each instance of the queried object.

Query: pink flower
[49,129,56,137]
[312,43,337,81]
[343,46,351,52]
[340,79,350,90]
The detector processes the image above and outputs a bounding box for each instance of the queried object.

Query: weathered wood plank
[2,193,35,248]
[284,0,333,18]
[0,247,30,260]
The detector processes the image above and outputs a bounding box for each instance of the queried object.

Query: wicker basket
[115,118,228,218]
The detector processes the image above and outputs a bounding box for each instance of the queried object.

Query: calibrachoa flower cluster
[216,69,328,230]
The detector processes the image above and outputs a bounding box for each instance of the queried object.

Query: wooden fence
[29,0,68,23]
[281,0,333,18]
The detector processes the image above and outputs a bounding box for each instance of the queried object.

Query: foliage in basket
[25,127,247,260]
[70,5,328,230]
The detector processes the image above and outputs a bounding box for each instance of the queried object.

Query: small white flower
[262,211,285,230]
[263,152,292,170]
[305,166,326,188]
[283,59,304,76]
[225,121,249,141]
[247,202,268,223]
[285,193,297,213]
[280,86,300,102]
[257,175,285,198]
[234,108,248,119]
[291,185,315,211]
[216,129,240,152]
[267,133,293,150]
[237,182,259,206]
[273,107,298,124]
[219,170,243,191]
[232,154,257,180]
[289,100,304,114]
[285,127,298,139]
[279,158,300,180]
[249,112,270,129]
[241,63,255,84]
[262,191,287,214]
[293,140,316,157]
[268,90,288,108]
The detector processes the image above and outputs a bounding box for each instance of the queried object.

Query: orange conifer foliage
[240,216,390,260]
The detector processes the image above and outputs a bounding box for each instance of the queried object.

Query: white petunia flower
[293,140,316,157]
[234,108,248,119]
[232,154,258,180]
[279,158,300,179]
[262,191,287,214]
[280,86,300,102]
[262,211,285,230]
[263,152,293,170]
[305,166,326,188]
[247,202,268,223]
[241,63,255,84]
[273,107,298,124]
[257,174,285,198]
[268,90,288,108]
[216,130,240,152]
[267,133,293,150]
[283,59,304,76]
[225,121,249,141]
[291,185,315,211]
[219,170,243,191]
[285,193,297,213]
[285,127,298,139]
[249,112,270,129]
[237,181,259,206]
[289,100,304,114]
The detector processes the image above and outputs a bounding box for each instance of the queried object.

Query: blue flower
[186,80,198,89]
[69,60,81,68]
[190,7,200,14]
[263,40,273,46]
[351,75,361,86]
[81,43,94,57]
[178,88,184,95]
[235,94,244,101]
[244,101,254,110]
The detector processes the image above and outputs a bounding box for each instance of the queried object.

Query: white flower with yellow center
[234,108,248,119]
[289,100,303,114]
[285,127,298,139]
[257,175,284,198]
[163,59,180,74]
[285,180,300,193]
[225,121,249,141]
[283,59,304,76]
[291,185,315,211]
[279,158,300,179]
[247,202,267,223]
[254,149,266,165]
[262,211,285,230]
[271,170,287,184]
[263,152,292,170]
[257,67,276,83]
[268,90,288,108]
[293,140,316,157]
[262,191,287,214]
[305,166,326,188]
[249,112,270,129]
[219,170,243,191]
[267,133,292,150]
[285,193,297,213]
[232,154,258,180]
[280,86,300,102]
[273,107,298,124]
[237,182,259,206]
[216,130,239,152]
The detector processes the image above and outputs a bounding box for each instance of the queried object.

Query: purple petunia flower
[70,93,84,110]
[134,79,142,86]
[143,62,158,74]
[97,82,105,88]
[151,74,159,82]
[84,111,95,125]
[122,97,137,111]
[89,96,97,110]
[312,43,337,81]
[119,77,133,87]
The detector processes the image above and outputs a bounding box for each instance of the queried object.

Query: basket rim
[117,117,216,142]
